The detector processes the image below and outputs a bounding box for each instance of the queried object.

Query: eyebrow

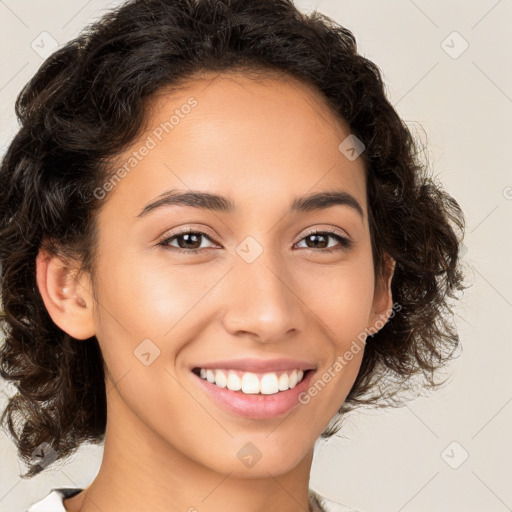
[136,189,364,219]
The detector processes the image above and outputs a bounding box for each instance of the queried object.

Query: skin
[36,71,394,512]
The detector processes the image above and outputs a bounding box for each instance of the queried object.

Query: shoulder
[309,488,362,512]
[25,488,83,512]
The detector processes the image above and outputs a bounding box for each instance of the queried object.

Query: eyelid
[157,224,219,243]
[297,226,351,243]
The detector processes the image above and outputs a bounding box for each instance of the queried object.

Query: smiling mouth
[192,367,312,395]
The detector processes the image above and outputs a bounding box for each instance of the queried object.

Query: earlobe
[35,247,96,340]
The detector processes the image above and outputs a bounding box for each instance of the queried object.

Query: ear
[368,254,396,333]
[35,245,96,340]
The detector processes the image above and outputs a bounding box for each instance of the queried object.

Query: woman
[0,0,465,511]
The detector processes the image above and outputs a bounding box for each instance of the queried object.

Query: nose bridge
[222,235,303,340]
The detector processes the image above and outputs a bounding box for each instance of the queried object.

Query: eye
[157,229,219,252]
[295,229,352,253]
[157,228,352,254]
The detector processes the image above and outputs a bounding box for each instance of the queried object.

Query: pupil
[309,234,326,248]
[180,233,200,249]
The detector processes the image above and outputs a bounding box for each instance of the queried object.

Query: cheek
[95,254,212,337]
[295,259,375,419]
[295,250,376,344]
[90,251,225,383]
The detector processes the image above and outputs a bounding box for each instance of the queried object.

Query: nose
[221,248,306,344]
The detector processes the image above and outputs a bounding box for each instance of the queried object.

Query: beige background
[1,1,511,511]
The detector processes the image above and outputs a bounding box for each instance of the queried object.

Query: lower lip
[193,370,315,420]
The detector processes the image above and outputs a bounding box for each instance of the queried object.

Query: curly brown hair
[0,0,465,478]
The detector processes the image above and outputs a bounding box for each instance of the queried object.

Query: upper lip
[192,358,316,373]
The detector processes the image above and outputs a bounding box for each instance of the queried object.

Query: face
[40,71,393,478]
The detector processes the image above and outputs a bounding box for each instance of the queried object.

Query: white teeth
[260,373,279,394]
[277,373,289,391]
[226,371,242,391]
[214,370,227,388]
[197,368,307,394]
[289,369,298,388]
[241,372,260,394]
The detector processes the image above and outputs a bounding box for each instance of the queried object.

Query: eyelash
[156,228,352,254]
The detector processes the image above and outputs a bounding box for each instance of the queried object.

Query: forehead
[101,70,367,219]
